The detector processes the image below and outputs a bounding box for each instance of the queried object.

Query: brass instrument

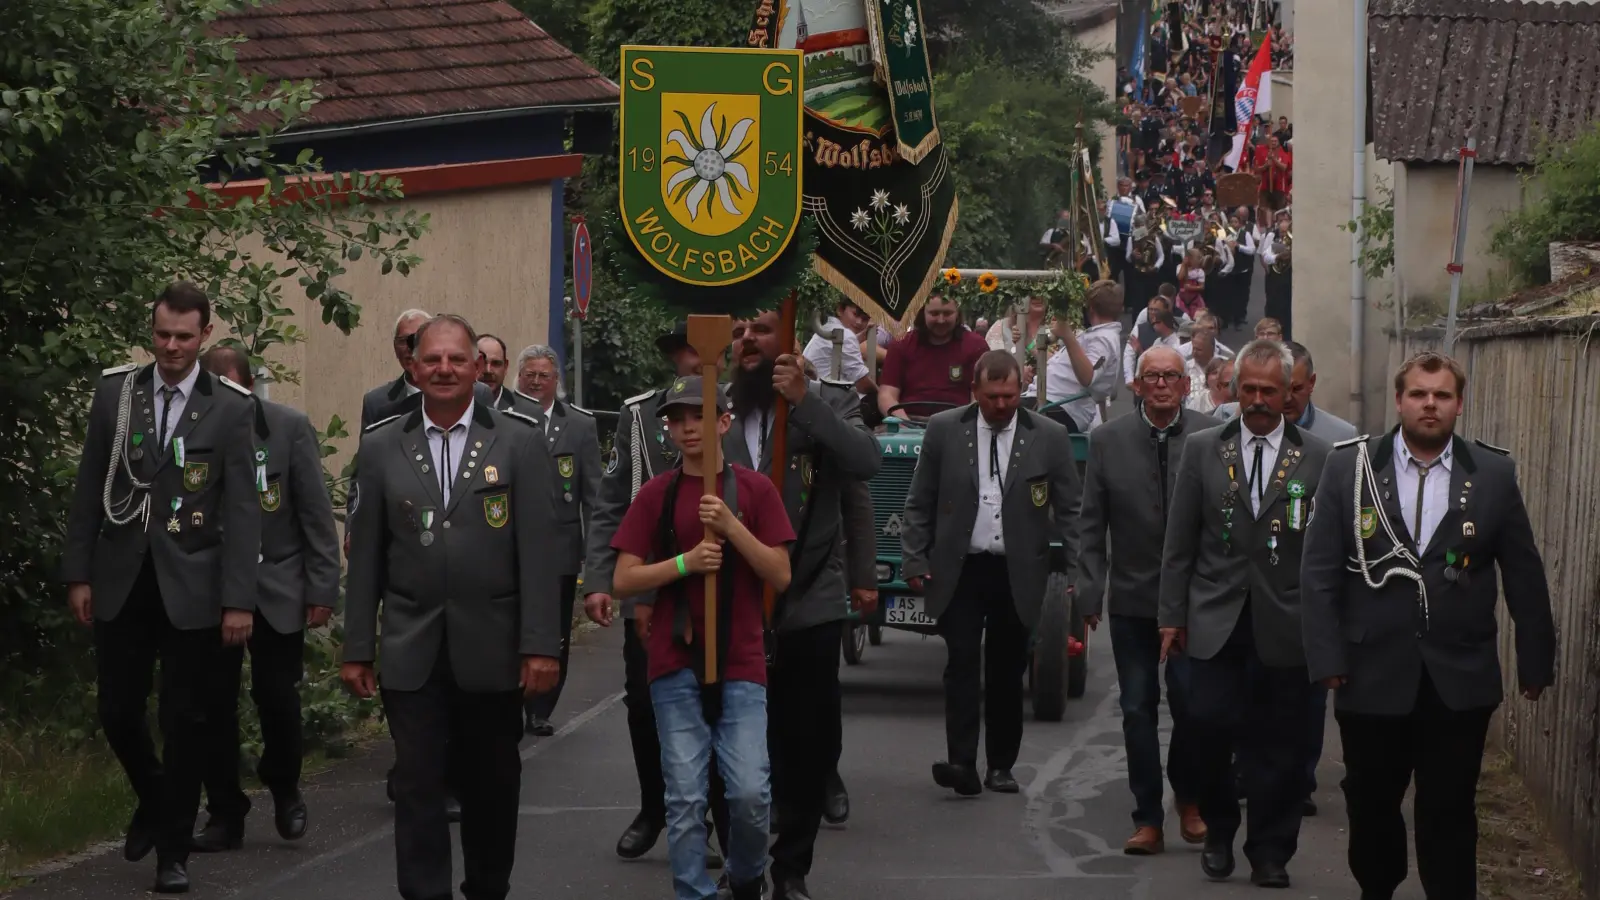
[1130,214,1160,274]
[1269,230,1293,275]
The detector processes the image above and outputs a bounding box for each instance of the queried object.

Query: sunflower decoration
[978,272,999,293]
[942,267,961,286]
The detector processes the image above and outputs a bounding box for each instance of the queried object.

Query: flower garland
[938,267,1090,324]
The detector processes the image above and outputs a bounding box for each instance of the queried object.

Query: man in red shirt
[1252,135,1292,213]
[878,294,990,419]
[612,376,796,900]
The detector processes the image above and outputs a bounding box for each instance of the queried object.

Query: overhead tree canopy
[1,0,422,728]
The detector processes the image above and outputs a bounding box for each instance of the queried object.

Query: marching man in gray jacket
[185,346,339,853]
[1300,351,1555,900]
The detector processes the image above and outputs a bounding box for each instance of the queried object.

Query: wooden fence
[1394,317,1600,897]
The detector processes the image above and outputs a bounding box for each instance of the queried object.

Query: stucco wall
[1392,163,1526,308]
[1268,72,1293,122]
[1079,16,1120,195]
[262,182,554,471]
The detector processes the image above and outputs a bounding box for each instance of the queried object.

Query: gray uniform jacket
[1158,417,1332,667]
[536,398,603,576]
[840,479,877,592]
[900,405,1082,628]
[1300,430,1556,715]
[63,363,262,629]
[1077,408,1220,619]
[352,376,494,512]
[253,398,342,634]
[722,380,880,633]
[584,386,688,618]
[344,403,562,693]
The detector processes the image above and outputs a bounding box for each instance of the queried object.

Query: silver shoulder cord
[102,371,152,527]
[629,402,652,502]
[1348,440,1429,632]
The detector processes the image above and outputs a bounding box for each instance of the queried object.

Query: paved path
[9,620,1427,900]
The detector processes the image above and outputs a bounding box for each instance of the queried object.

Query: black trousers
[525,575,578,721]
[768,619,844,883]
[1337,671,1495,900]
[383,658,523,900]
[937,553,1029,772]
[623,621,729,848]
[185,611,306,820]
[1186,603,1311,869]
[95,559,226,863]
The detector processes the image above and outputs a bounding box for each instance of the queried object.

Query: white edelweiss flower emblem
[665,102,755,222]
[850,208,872,230]
[869,189,891,211]
[892,203,911,225]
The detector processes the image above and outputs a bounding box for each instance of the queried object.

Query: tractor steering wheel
[885,401,960,422]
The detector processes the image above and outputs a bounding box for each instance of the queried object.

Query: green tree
[1492,122,1600,285]
[1,0,424,731]
[936,55,1113,270]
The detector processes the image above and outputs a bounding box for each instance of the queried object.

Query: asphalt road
[10,620,1429,900]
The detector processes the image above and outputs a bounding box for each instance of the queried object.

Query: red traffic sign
[573,218,593,319]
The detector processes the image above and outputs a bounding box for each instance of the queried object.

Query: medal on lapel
[173,437,186,467]
[167,498,182,533]
[254,447,269,493]
[1268,519,1282,567]
[1286,480,1307,531]
[420,508,436,546]
[484,465,500,485]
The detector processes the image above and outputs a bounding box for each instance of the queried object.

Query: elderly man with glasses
[514,344,602,735]
[1078,346,1218,856]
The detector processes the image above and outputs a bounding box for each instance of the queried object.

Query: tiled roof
[1369,0,1600,166]
[216,0,618,133]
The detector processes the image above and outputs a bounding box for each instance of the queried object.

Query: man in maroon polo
[877,295,989,419]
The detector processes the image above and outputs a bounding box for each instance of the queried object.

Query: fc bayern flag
[1225,32,1272,170]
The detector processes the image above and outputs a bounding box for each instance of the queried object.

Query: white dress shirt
[969,414,1016,554]
[153,363,202,447]
[743,405,772,467]
[1045,321,1123,431]
[1394,432,1453,549]
[424,401,474,507]
[1241,417,1285,518]
[803,317,869,386]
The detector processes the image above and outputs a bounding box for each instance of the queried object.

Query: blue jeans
[1109,615,1199,828]
[651,670,770,900]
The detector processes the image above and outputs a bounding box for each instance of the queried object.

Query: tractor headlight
[875,563,892,582]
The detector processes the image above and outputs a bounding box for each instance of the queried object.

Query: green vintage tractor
[843,398,1091,722]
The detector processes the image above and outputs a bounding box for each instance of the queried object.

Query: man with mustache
[1301,352,1555,900]
[726,311,880,900]
[343,314,563,900]
[1159,339,1332,888]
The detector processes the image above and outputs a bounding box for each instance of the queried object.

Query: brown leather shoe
[1177,803,1208,844]
[1123,825,1165,855]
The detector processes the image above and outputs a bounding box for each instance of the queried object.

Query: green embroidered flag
[748,0,958,333]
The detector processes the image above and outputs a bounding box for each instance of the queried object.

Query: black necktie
[989,427,1001,483]
[1250,438,1265,513]
[1412,458,1437,542]
[158,386,176,447]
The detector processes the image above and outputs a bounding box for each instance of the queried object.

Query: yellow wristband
[675,554,687,576]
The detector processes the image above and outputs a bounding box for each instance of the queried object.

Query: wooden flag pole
[762,291,799,625]
[686,314,733,683]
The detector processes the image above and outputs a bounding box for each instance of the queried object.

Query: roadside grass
[0,733,134,890]
[0,717,386,892]
[1476,752,1586,900]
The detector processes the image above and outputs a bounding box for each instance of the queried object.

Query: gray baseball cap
[655,375,729,416]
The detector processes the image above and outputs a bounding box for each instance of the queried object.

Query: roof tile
[1370,0,1600,166]
[214,0,618,132]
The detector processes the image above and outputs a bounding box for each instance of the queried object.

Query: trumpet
[1269,230,1293,275]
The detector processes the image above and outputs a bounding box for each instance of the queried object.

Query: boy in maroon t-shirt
[611,376,794,900]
